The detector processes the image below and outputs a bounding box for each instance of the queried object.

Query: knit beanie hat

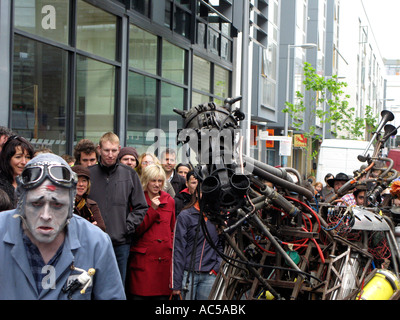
[118,147,139,167]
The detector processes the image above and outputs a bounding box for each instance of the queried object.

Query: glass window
[162,41,186,84]
[221,36,231,61]
[132,0,151,17]
[160,82,184,145]
[208,28,220,55]
[129,25,157,75]
[197,22,206,47]
[262,43,277,80]
[14,0,69,45]
[261,77,276,108]
[221,22,231,37]
[192,55,210,92]
[174,7,191,38]
[176,0,191,9]
[12,35,68,155]
[165,0,172,28]
[192,92,210,106]
[126,72,157,153]
[76,0,117,61]
[214,65,230,99]
[75,55,115,142]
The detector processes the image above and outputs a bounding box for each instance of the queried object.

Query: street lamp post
[282,43,317,166]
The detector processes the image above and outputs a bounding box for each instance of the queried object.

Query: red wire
[268,206,312,249]
[249,228,276,254]
[301,227,326,263]
[284,196,322,232]
[252,198,325,263]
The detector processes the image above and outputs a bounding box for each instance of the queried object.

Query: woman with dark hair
[171,191,223,300]
[0,135,34,207]
[176,163,192,180]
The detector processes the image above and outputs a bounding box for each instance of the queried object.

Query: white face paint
[24,179,70,244]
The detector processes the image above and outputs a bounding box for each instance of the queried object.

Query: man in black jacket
[160,148,186,196]
[88,132,148,284]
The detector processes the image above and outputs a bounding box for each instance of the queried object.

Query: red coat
[127,190,175,296]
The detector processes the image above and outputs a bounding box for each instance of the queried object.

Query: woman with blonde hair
[137,152,175,197]
[127,164,175,300]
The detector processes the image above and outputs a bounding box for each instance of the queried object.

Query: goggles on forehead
[18,161,77,189]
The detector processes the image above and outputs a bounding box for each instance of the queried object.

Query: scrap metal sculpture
[174,98,400,300]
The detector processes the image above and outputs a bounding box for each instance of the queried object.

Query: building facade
[1,0,390,176]
[384,59,400,147]
[2,0,243,158]
[337,0,386,138]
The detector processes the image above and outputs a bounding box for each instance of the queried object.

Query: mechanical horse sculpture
[173,97,400,300]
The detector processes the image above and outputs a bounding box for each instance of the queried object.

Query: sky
[361,0,400,59]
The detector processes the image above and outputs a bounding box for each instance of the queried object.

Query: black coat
[88,161,148,245]
[170,171,186,195]
[174,188,192,216]
[0,174,16,209]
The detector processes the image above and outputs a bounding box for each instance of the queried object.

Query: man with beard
[0,153,125,299]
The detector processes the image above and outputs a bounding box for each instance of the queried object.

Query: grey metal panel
[274,0,296,130]
[151,0,166,26]
[232,0,243,32]
[251,45,260,117]
[325,0,335,75]
[0,0,11,126]
[118,15,128,145]
[352,207,391,231]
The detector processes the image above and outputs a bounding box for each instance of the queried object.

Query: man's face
[80,151,97,167]
[98,141,120,167]
[334,180,346,193]
[120,155,137,169]
[24,179,70,244]
[161,152,176,173]
[356,191,366,206]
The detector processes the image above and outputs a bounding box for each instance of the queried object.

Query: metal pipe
[222,232,283,300]
[250,164,314,200]
[250,214,305,278]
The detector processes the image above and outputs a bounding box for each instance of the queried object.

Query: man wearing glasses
[0,153,125,299]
